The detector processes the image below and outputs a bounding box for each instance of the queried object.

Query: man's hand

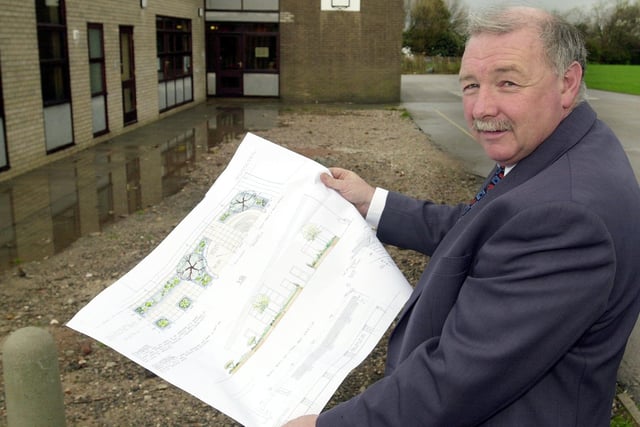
[320,167,375,217]
[282,414,318,426]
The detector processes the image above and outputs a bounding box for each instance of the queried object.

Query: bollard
[2,326,66,427]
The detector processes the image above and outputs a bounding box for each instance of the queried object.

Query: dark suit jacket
[318,102,640,426]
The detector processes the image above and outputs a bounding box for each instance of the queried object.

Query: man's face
[459,28,570,167]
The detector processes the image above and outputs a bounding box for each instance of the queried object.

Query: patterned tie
[463,165,505,214]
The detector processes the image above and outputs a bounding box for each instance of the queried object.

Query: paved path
[401,74,494,177]
[401,73,640,397]
[401,74,640,180]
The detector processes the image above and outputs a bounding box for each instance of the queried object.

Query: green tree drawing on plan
[253,294,270,313]
[303,224,321,241]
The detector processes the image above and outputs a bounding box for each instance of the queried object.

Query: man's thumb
[320,172,337,189]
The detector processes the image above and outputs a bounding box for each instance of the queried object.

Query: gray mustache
[473,119,513,132]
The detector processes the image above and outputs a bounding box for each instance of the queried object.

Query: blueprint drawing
[67,133,412,427]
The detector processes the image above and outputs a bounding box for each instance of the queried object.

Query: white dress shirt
[365,164,515,229]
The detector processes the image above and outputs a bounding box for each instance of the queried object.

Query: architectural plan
[67,133,412,427]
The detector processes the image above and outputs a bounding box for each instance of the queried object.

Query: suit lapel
[392,103,598,330]
[464,102,597,216]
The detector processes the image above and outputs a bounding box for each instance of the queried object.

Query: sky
[462,0,613,13]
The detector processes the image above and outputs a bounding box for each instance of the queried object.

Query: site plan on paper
[67,133,412,427]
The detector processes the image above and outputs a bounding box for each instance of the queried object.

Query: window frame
[156,16,193,83]
[36,0,71,107]
[88,22,109,136]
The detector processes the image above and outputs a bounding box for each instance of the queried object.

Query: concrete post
[2,326,66,427]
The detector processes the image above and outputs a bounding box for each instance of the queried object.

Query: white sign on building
[321,0,361,12]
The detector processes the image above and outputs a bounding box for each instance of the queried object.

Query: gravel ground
[2,105,609,426]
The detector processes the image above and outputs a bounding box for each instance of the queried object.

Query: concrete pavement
[401,73,640,398]
[401,74,640,180]
[401,74,494,177]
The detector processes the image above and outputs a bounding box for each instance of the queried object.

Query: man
[285,6,640,426]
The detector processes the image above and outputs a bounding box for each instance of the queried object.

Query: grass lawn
[585,64,640,96]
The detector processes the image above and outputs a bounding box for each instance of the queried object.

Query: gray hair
[465,6,587,104]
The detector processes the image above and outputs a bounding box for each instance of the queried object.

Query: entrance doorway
[216,34,243,96]
[119,26,137,125]
[206,23,279,97]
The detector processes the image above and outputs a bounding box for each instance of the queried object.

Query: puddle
[0,102,280,275]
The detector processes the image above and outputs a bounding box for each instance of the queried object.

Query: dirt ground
[0,107,481,426]
[0,107,629,426]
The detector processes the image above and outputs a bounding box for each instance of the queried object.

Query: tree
[570,0,640,64]
[601,0,640,63]
[403,0,465,57]
[444,0,467,35]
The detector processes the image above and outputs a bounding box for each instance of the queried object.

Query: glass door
[0,60,7,170]
[216,34,243,96]
[89,24,108,135]
[119,26,137,125]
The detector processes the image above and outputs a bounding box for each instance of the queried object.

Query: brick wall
[0,2,45,179]
[0,0,403,181]
[280,0,403,103]
[0,0,205,182]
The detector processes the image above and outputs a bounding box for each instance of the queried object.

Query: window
[246,34,278,71]
[36,0,71,106]
[206,22,279,73]
[88,23,108,136]
[157,16,193,112]
[36,0,73,152]
[205,0,279,12]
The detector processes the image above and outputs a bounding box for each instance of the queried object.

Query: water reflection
[0,104,279,274]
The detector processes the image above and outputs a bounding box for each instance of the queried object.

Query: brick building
[0,0,403,182]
